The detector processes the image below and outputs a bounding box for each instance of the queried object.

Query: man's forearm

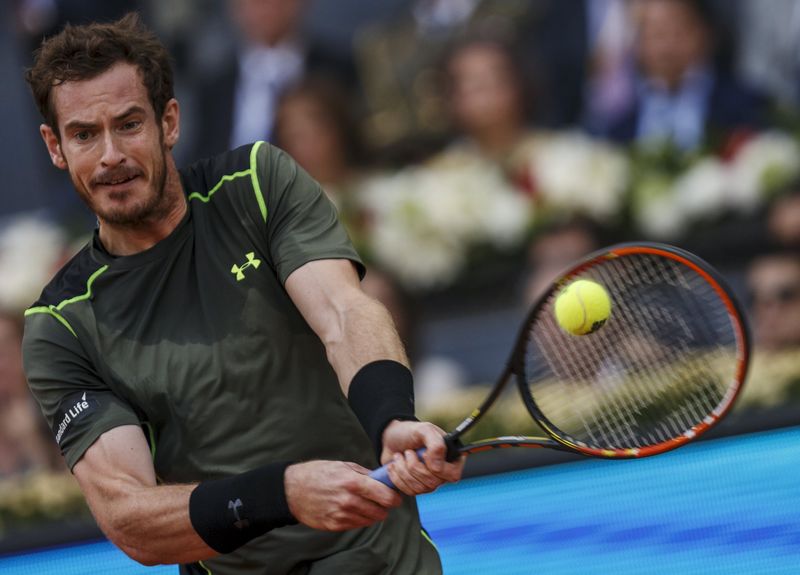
[97,483,214,566]
[323,295,409,394]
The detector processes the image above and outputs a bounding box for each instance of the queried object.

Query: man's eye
[122,121,141,130]
[75,131,91,141]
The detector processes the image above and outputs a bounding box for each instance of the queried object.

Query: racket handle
[368,436,462,489]
[369,448,427,488]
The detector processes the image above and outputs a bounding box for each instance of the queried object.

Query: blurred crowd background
[3,0,800,541]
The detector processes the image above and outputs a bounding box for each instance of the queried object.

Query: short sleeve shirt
[22,142,441,575]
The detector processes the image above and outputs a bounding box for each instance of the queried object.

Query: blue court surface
[2,426,798,574]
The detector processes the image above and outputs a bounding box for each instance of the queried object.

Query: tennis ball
[554,279,611,336]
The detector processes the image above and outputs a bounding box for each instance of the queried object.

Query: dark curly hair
[25,12,174,136]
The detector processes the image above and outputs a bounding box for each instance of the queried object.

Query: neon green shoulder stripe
[53,265,108,310]
[24,264,109,337]
[187,169,251,203]
[24,306,77,337]
[249,140,267,223]
[198,560,213,574]
[188,141,268,223]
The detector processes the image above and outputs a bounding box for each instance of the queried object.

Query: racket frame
[445,242,750,461]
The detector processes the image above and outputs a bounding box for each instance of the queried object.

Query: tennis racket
[370,242,750,487]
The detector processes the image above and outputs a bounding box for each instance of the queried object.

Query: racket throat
[444,435,463,462]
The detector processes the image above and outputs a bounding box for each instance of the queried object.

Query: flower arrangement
[356,158,533,290]
[0,217,68,313]
[530,131,630,224]
[631,131,800,239]
[352,130,800,291]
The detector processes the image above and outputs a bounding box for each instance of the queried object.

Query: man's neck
[98,200,186,256]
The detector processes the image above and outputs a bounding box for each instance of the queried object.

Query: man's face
[636,0,709,89]
[747,256,800,350]
[229,0,305,46]
[449,44,522,134]
[40,62,179,227]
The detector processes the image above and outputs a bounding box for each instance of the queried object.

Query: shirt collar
[638,64,713,98]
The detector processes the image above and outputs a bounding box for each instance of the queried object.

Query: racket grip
[369,448,426,488]
[369,436,462,489]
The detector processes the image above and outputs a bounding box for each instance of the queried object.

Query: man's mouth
[105,175,135,185]
[100,175,136,184]
[94,173,141,191]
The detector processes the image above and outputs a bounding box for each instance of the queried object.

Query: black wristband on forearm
[189,461,297,554]
[348,360,418,459]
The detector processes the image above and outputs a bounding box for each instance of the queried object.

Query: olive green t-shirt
[22,142,441,575]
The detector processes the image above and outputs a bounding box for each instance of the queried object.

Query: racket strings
[602,262,732,445]
[525,253,739,451]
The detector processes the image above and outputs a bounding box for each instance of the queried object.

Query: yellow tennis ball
[554,279,611,336]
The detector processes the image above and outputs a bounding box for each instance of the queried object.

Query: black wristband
[189,461,297,554]
[348,360,418,459]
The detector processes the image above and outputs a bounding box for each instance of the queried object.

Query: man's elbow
[114,537,163,566]
[101,516,165,566]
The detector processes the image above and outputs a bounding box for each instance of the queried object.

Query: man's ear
[161,98,180,150]
[40,124,68,170]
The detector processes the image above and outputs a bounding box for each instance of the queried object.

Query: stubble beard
[73,143,176,228]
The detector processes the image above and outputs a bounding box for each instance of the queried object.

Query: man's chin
[97,199,157,227]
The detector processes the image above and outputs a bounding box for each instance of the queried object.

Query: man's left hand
[379,420,465,496]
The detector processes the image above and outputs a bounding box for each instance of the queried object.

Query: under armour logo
[228,498,250,529]
[231,252,261,281]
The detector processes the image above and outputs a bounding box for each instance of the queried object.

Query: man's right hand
[284,461,402,531]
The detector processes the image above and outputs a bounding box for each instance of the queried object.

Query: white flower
[728,131,800,212]
[636,190,688,240]
[532,132,629,222]
[370,217,465,289]
[357,160,533,289]
[672,157,731,220]
[0,217,66,312]
[482,190,531,248]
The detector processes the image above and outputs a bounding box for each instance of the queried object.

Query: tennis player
[21,13,462,574]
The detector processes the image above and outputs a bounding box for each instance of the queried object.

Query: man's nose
[100,132,126,167]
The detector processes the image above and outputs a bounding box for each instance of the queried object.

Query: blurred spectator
[592,0,767,152]
[354,0,587,163]
[273,76,364,205]
[5,2,103,225]
[735,0,800,110]
[444,38,532,160]
[432,35,541,191]
[189,0,357,161]
[524,219,601,305]
[767,187,800,249]
[747,251,800,350]
[582,0,638,131]
[0,311,60,476]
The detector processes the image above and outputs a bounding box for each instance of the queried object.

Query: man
[190,0,357,161]
[22,13,462,574]
[747,251,800,350]
[593,0,766,151]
